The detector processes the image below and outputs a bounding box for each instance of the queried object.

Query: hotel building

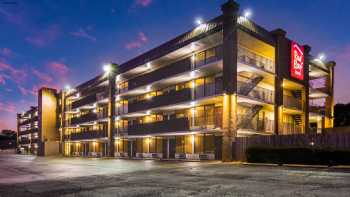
[17,88,59,156]
[18,0,335,161]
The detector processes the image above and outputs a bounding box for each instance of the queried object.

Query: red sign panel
[290,41,304,80]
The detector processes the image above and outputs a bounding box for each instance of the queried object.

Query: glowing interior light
[116,95,120,101]
[243,9,252,18]
[191,55,196,62]
[116,116,120,121]
[93,109,97,113]
[191,81,196,88]
[116,75,121,81]
[146,94,152,100]
[146,110,151,115]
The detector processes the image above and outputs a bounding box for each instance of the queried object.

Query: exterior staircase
[238,105,263,130]
[238,75,264,96]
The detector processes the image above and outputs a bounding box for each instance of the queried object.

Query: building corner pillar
[108,63,118,157]
[303,45,311,133]
[325,61,336,129]
[271,28,287,135]
[221,0,239,162]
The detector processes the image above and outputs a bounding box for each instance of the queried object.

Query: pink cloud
[70,28,96,42]
[25,24,61,47]
[136,0,152,7]
[32,68,53,83]
[47,61,69,76]
[17,85,36,96]
[0,74,6,85]
[125,32,148,49]
[0,61,27,85]
[0,101,16,113]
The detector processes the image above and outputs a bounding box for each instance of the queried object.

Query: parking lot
[0,154,350,197]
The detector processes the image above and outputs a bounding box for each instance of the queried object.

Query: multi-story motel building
[17,88,59,156]
[18,0,335,161]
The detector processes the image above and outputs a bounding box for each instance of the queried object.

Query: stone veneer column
[108,63,118,157]
[221,0,239,162]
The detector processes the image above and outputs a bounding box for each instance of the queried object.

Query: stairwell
[238,104,263,130]
[238,75,264,96]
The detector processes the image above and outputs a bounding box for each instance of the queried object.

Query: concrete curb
[242,162,350,170]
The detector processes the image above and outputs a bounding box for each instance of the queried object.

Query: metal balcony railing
[190,115,222,130]
[237,115,274,132]
[70,113,98,125]
[71,94,97,109]
[128,117,189,136]
[283,95,302,110]
[281,123,302,134]
[238,47,275,73]
[128,88,191,113]
[69,130,108,140]
[237,81,274,103]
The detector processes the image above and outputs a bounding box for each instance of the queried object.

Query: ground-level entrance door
[169,138,176,159]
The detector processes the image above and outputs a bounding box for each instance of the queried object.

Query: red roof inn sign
[290,41,304,80]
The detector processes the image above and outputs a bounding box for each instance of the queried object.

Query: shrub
[246,146,350,166]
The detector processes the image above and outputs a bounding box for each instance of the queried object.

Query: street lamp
[243,9,252,18]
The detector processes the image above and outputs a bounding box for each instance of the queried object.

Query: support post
[221,0,239,162]
[108,63,118,157]
[271,28,287,135]
[303,45,311,133]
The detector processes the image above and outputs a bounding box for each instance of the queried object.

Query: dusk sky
[0,0,349,131]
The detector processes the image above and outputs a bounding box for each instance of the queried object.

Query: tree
[334,103,350,127]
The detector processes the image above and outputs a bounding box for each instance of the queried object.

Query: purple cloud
[70,28,97,42]
[31,68,53,83]
[0,48,12,57]
[136,0,153,7]
[125,32,148,49]
[25,24,61,47]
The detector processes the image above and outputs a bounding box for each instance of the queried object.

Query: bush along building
[17,88,59,156]
[17,0,335,161]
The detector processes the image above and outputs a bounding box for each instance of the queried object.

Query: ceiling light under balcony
[190,101,196,107]
[146,62,151,69]
[146,85,151,92]
[190,71,197,77]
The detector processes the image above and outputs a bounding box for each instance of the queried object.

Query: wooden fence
[233,132,350,161]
